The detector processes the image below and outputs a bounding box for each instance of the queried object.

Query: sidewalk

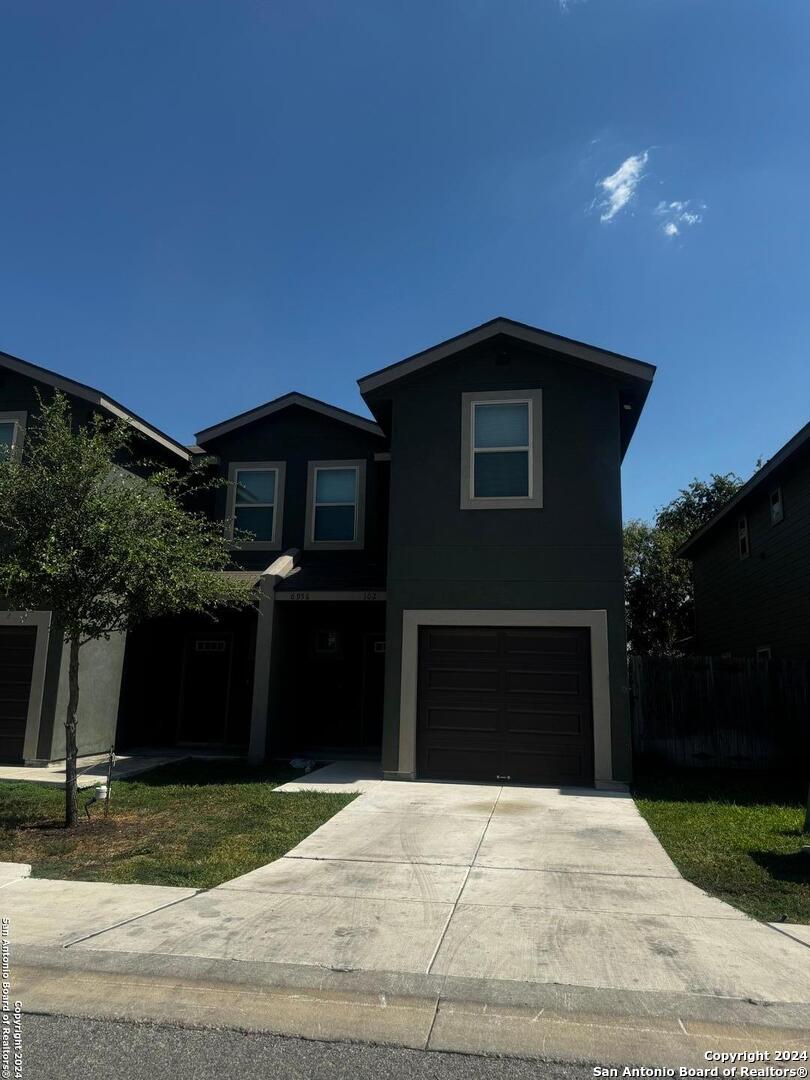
[3,766,810,1064]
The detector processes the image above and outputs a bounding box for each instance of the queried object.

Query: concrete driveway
[62,766,810,1004]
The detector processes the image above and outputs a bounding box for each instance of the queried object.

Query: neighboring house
[678,420,810,659]
[0,349,191,765]
[3,317,657,789]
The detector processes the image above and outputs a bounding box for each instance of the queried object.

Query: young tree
[624,473,743,655]
[0,393,254,827]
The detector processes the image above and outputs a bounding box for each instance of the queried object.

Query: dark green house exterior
[3,318,656,789]
[679,420,810,659]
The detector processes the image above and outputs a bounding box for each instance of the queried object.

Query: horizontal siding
[691,448,810,656]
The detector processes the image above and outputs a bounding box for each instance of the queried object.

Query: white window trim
[304,459,366,551]
[460,389,543,510]
[738,515,750,560]
[226,461,286,551]
[0,411,27,462]
[769,486,784,525]
[755,645,772,660]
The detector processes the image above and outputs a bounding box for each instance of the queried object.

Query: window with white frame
[769,486,784,525]
[0,412,26,461]
[755,645,772,661]
[305,460,365,549]
[738,515,750,560]
[460,389,542,509]
[228,463,285,547]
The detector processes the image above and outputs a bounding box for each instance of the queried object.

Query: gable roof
[357,316,656,395]
[678,420,810,558]
[0,348,190,462]
[195,391,384,444]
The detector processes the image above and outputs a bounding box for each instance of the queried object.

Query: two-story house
[0,349,191,764]
[119,318,655,790]
[3,318,656,789]
[678,420,810,658]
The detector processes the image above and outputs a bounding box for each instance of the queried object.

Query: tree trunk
[64,633,81,829]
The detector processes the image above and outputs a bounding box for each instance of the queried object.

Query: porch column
[247,551,298,765]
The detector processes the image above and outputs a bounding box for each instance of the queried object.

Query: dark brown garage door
[416,626,593,785]
[0,625,37,763]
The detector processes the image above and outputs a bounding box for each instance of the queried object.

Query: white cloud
[596,151,649,223]
[655,199,706,237]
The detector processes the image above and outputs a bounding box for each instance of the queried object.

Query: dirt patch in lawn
[0,761,355,888]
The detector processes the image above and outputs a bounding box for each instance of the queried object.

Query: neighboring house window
[460,389,543,510]
[738,515,749,560]
[226,462,286,549]
[769,487,783,525]
[305,460,366,550]
[0,412,27,461]
[755,645,772,661]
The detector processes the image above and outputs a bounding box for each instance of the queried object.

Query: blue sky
[2,1,808,520]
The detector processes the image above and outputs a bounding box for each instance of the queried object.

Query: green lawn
[633,769,810,924]
[0,759,355,888]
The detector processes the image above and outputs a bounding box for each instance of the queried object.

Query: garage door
[0,625,37,763]
[416,626,593,785]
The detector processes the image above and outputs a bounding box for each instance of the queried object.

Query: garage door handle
[496,775,511,780]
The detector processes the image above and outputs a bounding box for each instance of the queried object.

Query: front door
[177,632,233,744]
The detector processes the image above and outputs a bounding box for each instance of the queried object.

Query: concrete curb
[13,945,810,1064]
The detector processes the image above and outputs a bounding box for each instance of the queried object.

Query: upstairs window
[0,413,26,462]
[769,486,783,525]
[461,389,543,510]
[305,460,366,550]
[227,462,285,548]
[738,515,749,560]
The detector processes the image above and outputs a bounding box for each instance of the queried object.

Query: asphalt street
[23,1012,597,1079]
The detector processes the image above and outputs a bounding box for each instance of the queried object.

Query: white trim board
[397,609,613,785]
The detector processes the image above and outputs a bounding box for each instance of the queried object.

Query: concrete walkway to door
[63,762,810,1005]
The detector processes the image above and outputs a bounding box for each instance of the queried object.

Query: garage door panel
[417,625,593,785]
[422,628,498,654]
[425,705,499,733]
[426,667,500,693]
[503,630,583,656]
[420,744,501,781]
[504,748,588,785]
[505,707,587,736]
[506,669,585,696]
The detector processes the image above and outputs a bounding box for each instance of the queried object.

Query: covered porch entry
[268,591,386,758]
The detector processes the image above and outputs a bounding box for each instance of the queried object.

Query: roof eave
[678,420,810,558]
[0,349,190,462]
[358,317,656,397]
[195,392,384,444]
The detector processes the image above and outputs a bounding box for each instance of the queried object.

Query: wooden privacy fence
[629,654,810,770]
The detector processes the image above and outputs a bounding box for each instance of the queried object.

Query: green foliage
[0,392,254,640]
[624,473,742,655]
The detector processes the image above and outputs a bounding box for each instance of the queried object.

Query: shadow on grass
[123,759,309,789]
[750,849,810,886]
[633,767,808,808]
